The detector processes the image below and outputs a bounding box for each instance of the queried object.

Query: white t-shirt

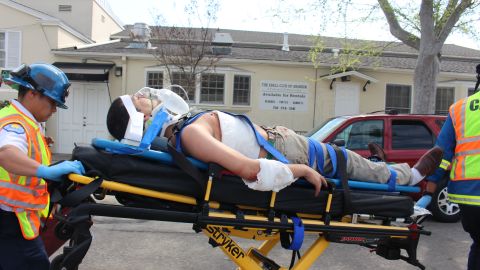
[0,100,42,212]
[216,111,260,159]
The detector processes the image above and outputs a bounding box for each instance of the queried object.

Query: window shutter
[6,31,21,69]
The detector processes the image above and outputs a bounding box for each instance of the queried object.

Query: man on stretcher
[106,87,442,197]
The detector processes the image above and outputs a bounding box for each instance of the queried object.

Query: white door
[56,82,110,153]
[334,82,360,116]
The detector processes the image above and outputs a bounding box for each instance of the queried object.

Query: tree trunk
[412,51,440,114]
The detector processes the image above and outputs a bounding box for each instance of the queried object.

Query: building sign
[260,80,308,112]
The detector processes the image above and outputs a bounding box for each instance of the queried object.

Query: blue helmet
[4,63,71,109]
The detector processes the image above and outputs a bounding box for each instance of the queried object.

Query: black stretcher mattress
[72,146,414,218]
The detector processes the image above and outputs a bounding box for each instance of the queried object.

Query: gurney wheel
[54,221,74,241]
[50,254,79,270]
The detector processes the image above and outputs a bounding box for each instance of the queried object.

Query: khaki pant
[263,126,412,185]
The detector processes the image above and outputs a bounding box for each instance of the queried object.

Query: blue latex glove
[36,160,85,182]
[415,194,432,208]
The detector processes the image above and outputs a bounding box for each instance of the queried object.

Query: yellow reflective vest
[448,91,480,205]
[0,102,51,239]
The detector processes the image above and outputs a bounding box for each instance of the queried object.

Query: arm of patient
[180,123,325,196]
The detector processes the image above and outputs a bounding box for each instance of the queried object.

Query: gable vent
[58,5,72,12]
[212,33,233,55]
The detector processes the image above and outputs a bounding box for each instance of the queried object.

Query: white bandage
[120,95,144,143]
[243,159,297,192]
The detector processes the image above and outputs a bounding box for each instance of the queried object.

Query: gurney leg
[291,235,329,270]
[238,236,281,270]
[203,225,264,270]
[256,235,280,256]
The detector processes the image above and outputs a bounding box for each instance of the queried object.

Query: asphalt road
[50,197,470,270]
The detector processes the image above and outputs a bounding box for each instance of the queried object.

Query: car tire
[428,175,461,223]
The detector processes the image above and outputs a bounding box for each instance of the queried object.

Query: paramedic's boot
[414,146,443,177]
[368,142,386,162]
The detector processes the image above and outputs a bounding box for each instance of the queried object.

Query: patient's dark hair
[106,97,129,141]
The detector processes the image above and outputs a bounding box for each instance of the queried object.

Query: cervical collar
[120,95,144,144]
[138,87,190,149]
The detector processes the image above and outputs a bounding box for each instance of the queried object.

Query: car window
[392,120,435,149]
[332,120,384,150]
[308,117,348,141]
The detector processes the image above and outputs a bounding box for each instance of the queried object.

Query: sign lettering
[260,80,308,112]
[206,226,245,259]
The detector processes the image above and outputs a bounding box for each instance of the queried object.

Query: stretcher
[48,139,431,270]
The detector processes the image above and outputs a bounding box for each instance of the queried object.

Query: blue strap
[174,110,289,163]
[288,217,304,251]
[139,109,169,149]
[175,111,208,152]
[325,144,337,178]
[307,139,325,175]
[232,114,289,164]
[308,139,315,167]
[387,167,397,192]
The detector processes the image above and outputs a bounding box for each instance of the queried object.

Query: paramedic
[0,63,85,270]
[106,88,442,197]
[421,85,480,270]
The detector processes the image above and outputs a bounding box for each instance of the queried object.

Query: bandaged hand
[36,160,86,182]
[243,159,297,192]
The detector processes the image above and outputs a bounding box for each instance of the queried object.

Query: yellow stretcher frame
[62,174,423,270]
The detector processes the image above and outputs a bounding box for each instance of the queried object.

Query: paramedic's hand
[304,166,327,197]
[415,194,432,208]
[36,160,85,182]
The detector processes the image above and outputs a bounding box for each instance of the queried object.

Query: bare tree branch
[435,0,474,50]
[377,0,421,49]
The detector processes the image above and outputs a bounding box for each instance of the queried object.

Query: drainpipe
[282,32,289,52]
[122,56,127,95]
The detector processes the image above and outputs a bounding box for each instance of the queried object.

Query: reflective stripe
[455,140,480,154]
[450,92,480,181]
[440,159,450,170]
[458,135,480,144]
[0,194,47,210]
[0,180,45,196]
[448,194,480,206]
[459,99,466,138]
[15,211,39,239]
[455,148,480,157]
[0,104,50,239]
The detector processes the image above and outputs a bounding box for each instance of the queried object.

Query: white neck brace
[120,95,144,143]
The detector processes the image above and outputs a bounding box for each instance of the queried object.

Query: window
[392,120,435,149]
[332,120,384,150]
[171,72,195,101]
[200,73,224,104]
[385,84,411,113]
[232,75,251,105]
[146,71,163,89]
[435,87,454,115]
[0,32,5,68]
[468,87,477,96]
[0,31,20,69]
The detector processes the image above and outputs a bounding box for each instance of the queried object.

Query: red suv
[307,112,460,223]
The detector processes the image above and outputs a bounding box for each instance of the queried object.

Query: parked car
[306,111,460,223]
